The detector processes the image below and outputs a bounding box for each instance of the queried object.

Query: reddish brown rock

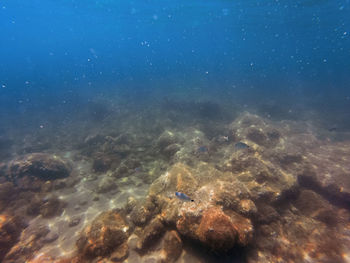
[3,223,49,263]
[7,153,71,181]
[0,215,24,262]
[196,207,238,251]
[177,205,253,252]
[76,211,130,259]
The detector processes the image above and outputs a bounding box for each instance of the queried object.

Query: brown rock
[92,155,112,173]
[129,202,153,227]
[0,182,15,211]
[162,230,182,263]
[3,223,49,263]
[136,217,165,251]
[246,128,268,146]
[76,211,129,258]
[7,153,71,180]
[298,144,350,204]
[196,207,238,251]
[40,196,66,218]
[0,215,24,262]
[149,163,198,196]
[110,242,129,262]
[237,199,257,217]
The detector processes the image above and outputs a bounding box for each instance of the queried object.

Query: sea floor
[0,97,350,263]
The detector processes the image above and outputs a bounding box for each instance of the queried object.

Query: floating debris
[234,142,249,149]
[175,192,194,202]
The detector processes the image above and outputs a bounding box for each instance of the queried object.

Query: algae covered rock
[136,217,165,251]
[7,153,71,181]
[196,207,238,251]
[162,230,182,263]
[76,211,130,259]
[149,162,198,196]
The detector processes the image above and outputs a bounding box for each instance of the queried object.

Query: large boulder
[76,211,130,259]
[7,153,71,181]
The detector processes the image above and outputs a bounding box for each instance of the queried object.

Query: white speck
[250,62,254,66]
[40,125,44,129]
[344,32,347,35]
[323,59,327,62]
[1,84,5,88]
[25,81,29,84]
[205,71,209,74]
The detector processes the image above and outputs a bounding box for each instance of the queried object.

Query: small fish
[234,142,249,149]
[197,145,209,153]
[175,192,194,202]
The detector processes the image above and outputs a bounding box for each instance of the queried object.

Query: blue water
[1,1,350,261]
[0,0,349,125]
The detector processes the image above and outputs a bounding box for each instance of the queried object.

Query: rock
[298,143,350,205]
[196,207,238,251]
[0,215,24,262]
[149,163,198,196]
[40,196,66,218]
[92,194,100,201]
[42,231,59,243]
[246,128,269,146]
[96,177,117,193]
[177,206,253,252]
[15,176,43,192]
[109,242,129,262]
[0,182,15,211]
[84,134,106,147]
[3,223,49,263]
[162,143,181,158]
[161,230,182,263]
[129,203,153,227]
[255,204,279,224]
[237,199,258,217]
[157,131,177,150]
[7,153,71,181]
[92,156,112,173]
[76,211,129,258]
[136,217,165,251]
[293,189,338,226]
[68,216,81,227]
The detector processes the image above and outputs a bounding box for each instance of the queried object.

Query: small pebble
[43,232,59,243]
[68,216,81,227]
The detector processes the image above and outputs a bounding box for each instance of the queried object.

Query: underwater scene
[0,0,350,262]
